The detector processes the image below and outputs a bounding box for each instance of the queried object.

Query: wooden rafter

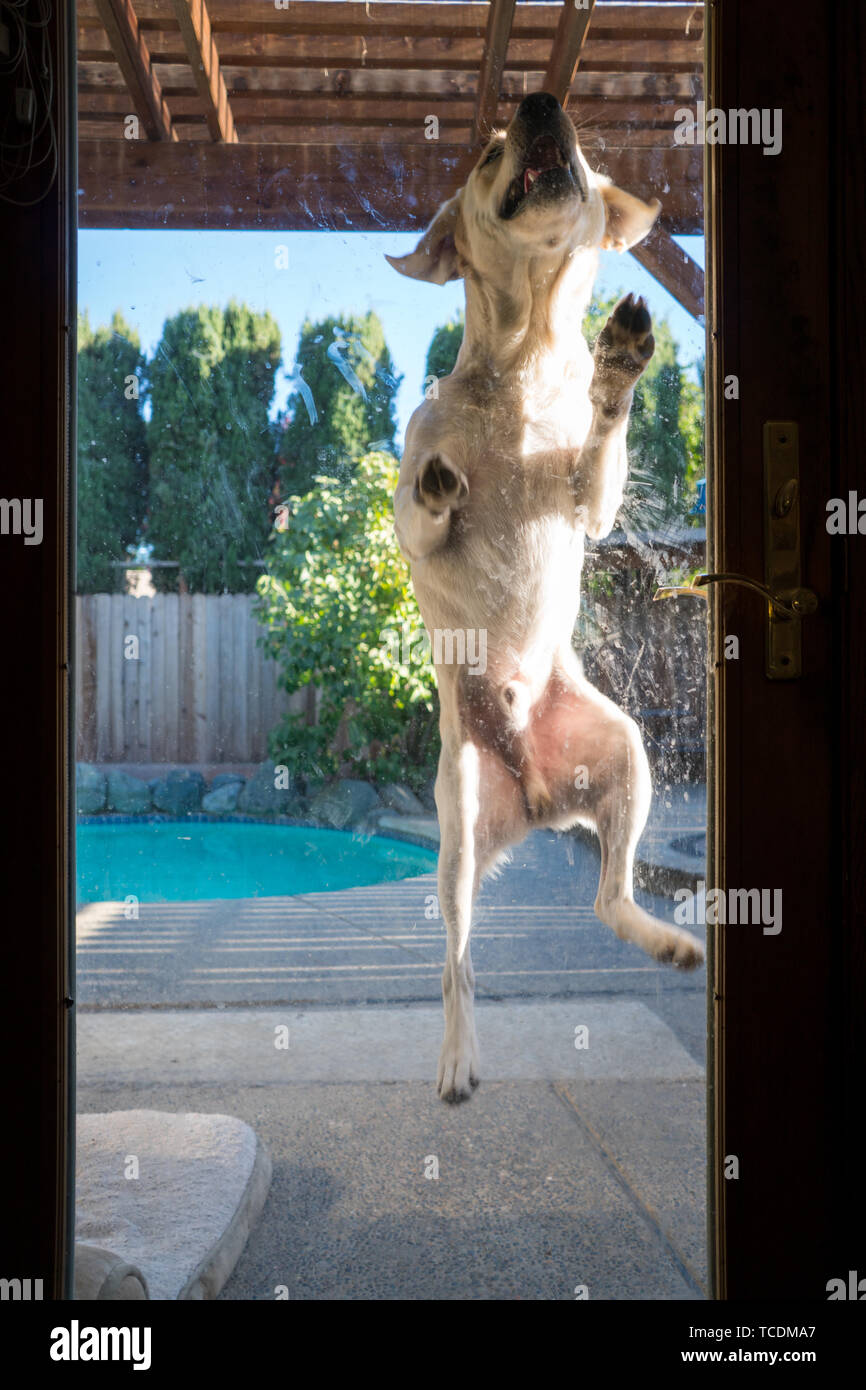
[169,0,237,143]
[543,0,596,104]
[631,226,705,320]
[77,138,702,234]
[473,0,517,143]
[93,0,176,141]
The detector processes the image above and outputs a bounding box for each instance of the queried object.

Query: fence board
[222,589,234,756]
[232,593,249,762]
[179,594,194,759]
[247,597,263,761]
[93,595,110,761]
[191,594,208,763]
[109,594,125,759]
[163,593,180,761]
[205,596,221,761]
[150,593,165,761]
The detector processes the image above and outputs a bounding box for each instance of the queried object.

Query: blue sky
[79,229,705,444]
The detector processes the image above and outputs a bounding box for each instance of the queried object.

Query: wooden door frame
[2,0,864,1300]
[708,0,865,1297]
[0,0,76,1296]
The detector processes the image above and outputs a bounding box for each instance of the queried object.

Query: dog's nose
[517,92,561,123]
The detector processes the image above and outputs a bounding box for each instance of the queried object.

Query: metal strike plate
[764,421,803,679]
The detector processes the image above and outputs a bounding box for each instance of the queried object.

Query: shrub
[255,450,439,788]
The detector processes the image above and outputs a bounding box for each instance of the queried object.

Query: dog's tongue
[522,135,561,194]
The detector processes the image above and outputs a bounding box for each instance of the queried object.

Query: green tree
[679,359,705,524]
[146,300,281,593]
[424,309,464,388]
[76,310,148,592]
[255,450,438,788]
[276,312,401,498]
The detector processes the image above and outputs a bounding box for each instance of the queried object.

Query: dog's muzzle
[499,92,585,220]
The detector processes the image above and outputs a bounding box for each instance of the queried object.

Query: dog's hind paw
[590,292,656,413]
[437,1040,480,1103]
[653,927,704,971]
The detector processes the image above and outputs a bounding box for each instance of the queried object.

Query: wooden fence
[75,594,302,763]
[75,545,707,768]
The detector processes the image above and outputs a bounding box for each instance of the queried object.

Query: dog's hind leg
[531,669,704,968]
[434,734,529,1101]
[590,711,704,969]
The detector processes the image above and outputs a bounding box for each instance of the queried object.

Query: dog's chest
[425,470,585,644]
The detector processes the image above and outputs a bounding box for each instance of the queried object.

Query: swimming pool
[76,821,438,904]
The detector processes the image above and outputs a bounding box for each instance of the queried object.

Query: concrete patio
[76,795,709,1301]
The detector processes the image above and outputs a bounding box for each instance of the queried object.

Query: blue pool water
[76,822,438,905]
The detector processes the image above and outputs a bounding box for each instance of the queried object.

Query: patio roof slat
[169,0,237,143]
[92,0,177,141]
[473,0,517,141]
[78,2,703,42]
[543,0,596,104]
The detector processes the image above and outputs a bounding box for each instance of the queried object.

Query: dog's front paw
[414,454,469,515]
[590,292,655,414]
[581,505,618,541]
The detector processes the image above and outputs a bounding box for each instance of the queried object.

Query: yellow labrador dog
[387,92,704,1102]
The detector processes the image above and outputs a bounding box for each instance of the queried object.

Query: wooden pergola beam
[93,0,176,140]
[169,0,237,143]
[79,30,702,73]
[77,138,704,234]
[473,0,517,142]
[78,1,704,42]
[630,224,705,321]
[543,0,596,105]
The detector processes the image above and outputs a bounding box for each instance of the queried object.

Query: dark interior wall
[0,0,74,1296]
[831,0,866,1292]
[711,0,866,1297]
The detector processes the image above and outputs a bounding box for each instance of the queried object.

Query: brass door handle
[654,571,818,620]
[652,422,815,680]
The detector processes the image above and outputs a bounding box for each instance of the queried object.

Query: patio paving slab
[77,1078,705,1302]
[77,999,702,1087]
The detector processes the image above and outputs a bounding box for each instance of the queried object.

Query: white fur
[388,99,703,1102]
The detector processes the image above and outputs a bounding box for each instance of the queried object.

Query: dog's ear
[597,177,661,252]
[385,194,463,284]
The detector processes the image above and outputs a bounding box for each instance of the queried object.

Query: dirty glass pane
[74,0,707,1302]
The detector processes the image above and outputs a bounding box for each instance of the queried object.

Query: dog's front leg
[573,293,655,539]
[394,451,469,561]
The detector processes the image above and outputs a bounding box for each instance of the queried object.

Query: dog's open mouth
[499,133,581,219]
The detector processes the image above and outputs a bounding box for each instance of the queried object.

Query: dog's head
[387,92,660,286]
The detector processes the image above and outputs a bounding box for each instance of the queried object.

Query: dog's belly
[414,510,584,685]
